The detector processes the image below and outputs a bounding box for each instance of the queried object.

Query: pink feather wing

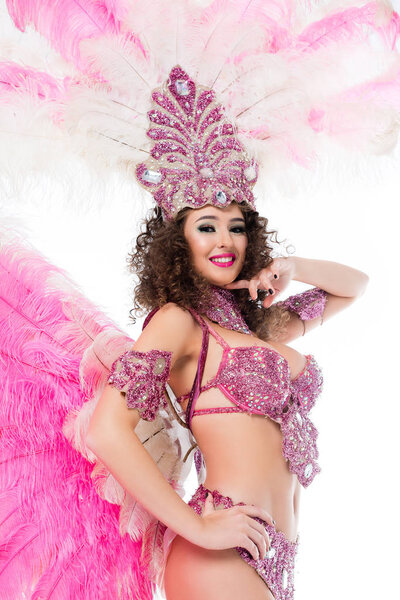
[0,235,155,600]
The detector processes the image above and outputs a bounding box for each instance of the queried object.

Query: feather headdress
[1,0,400,209]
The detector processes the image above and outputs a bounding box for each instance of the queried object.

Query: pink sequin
[107,349,172,421]
[276,287,327,320]
[201,285,252,334]
[188,484,299,600]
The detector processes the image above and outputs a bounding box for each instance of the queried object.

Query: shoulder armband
[276,287,327,321]
[107,349,172,421]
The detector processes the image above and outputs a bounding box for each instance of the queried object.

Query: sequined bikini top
[177,309,324,487]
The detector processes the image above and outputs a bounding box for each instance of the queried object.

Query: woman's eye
[197,225,246,234]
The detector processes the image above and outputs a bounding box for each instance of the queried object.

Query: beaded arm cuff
[276,287,328,321]
[107,349,172,421]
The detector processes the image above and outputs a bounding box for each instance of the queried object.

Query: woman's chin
[203,271,239,287]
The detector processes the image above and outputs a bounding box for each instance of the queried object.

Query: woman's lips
[209,254,236,268]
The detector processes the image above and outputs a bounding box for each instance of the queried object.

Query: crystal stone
[175,79,190,96]
[199,167,213,178]
[265,546,276,559]
[216,190,227,204]
[244,165,257,181]
[143,169,162,184]
[282,568,288,589]
[304,463,313,478]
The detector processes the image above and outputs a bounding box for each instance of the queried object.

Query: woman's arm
[290,256,369,298]
[86,303,204,544]
[274,256,369,342]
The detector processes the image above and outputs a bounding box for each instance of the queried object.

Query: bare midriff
[180,395,300,544]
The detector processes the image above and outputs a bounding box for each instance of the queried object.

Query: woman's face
[183,203,248,287]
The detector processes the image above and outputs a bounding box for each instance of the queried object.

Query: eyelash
[197,225,246,234]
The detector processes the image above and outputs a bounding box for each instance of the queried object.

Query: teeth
[210,256,234,263]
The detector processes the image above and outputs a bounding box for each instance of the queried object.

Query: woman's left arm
[289,256,369,298]
[272,256,369,342]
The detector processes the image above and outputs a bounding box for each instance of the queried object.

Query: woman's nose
[216,228,232,247]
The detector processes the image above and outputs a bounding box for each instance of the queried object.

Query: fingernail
[273,274,278,279]
[268,288,274,295]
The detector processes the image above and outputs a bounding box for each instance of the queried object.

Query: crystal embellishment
[265,547,276,559]
[304,463,313,478]
[216,190,227,204]
[175,79,190,96]
[282,568,288,589]
[244,165,257,181]
[199,167,213,178]
[143,169,162,184]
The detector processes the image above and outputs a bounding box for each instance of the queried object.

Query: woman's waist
[195,476,299,543]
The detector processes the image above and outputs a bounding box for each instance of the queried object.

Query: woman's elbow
[355,271,370,298]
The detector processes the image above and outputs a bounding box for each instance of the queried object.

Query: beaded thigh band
[188,484,299,600]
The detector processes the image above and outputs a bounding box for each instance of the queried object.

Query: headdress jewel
[135,66,258,220]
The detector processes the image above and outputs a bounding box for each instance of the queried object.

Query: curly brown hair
[127,201,290,340]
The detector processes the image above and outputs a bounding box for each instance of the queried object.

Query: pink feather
[0,62,66,101]
[296,2,398,52]
[5,0,129,72]
[0,234,155,599]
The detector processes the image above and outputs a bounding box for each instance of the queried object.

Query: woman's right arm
[86,303,274,559]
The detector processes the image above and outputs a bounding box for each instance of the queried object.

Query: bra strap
[142,306,210,433]
[184,308,210,432]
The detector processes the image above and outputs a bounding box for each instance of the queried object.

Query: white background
[1,2,400,599]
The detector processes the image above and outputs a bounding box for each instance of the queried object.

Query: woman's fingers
[238,504,275,528]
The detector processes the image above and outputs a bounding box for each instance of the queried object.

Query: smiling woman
[127,202,292,342]
[1,0,384,596]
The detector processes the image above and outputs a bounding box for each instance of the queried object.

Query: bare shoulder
[132,302,198,362]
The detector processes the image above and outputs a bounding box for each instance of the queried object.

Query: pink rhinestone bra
[177,310,324,488]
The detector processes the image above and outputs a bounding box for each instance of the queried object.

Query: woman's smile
[209,253,236,268]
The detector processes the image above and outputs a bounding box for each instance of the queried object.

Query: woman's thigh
[164,533,274,600]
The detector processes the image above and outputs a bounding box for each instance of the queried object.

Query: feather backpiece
[0,225,198,599]
[1,0,400,202]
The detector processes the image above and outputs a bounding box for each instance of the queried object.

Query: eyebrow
[195,215,245,223]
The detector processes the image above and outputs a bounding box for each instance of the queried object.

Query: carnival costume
[1,2,400,599]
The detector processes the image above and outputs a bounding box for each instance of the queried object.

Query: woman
[86,199,368,600]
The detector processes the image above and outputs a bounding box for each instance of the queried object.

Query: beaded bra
[175,311,323,487]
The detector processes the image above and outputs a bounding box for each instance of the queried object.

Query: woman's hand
[192,495,275,560]
[223,257,295,308]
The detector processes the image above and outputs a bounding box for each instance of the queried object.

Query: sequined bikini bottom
[185,484,300,600]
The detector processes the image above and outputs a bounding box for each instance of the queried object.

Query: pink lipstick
[209,253,236,268]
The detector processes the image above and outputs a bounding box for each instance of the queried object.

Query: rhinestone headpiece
[135,65,258,220]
